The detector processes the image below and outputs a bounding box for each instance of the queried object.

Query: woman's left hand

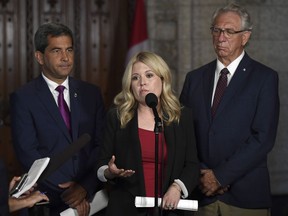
[161,183,181,210]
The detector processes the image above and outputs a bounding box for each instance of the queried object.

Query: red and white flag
[126,0,149,64]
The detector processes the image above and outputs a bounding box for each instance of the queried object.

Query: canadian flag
[126,0,149,64]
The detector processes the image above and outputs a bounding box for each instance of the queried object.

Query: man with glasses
[180,3,279,216]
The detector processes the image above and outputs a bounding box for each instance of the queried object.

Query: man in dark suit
[10,22,105,216]
[180,3,279,216]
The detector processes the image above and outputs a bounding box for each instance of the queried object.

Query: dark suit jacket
[0,159,9,216]
[10,75,105,214]
[96,107,199,216]
[180,53,279,209]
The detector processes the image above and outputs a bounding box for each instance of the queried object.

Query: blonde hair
[114,51,181,128]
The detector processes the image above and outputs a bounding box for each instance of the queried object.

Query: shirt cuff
[174,179,188,198]
[97,165,108,182]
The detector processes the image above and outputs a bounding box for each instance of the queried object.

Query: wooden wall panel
[0,0,27,178]
[78,0,124,106]
[0,0,26,122]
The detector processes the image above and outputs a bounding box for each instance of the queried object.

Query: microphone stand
[153,114,162,216]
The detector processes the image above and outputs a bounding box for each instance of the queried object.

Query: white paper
[12,157,50,198]
[60,189,108,216]
[135,196,198,211]
[60,208,77,216]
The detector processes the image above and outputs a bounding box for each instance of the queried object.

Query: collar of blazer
[36,75,73,142]
[205,53,252,120]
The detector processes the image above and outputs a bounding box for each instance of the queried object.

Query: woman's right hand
[104,155,135,179]
[9,190,49,212]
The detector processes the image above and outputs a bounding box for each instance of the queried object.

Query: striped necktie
[211,68,229,118]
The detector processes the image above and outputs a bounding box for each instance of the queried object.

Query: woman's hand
[9,176,38,196]
[104,155,135,179]
[161,183,181,211]
[9,191,49,212]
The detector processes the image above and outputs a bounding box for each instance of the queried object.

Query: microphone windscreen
[145,93,158,108]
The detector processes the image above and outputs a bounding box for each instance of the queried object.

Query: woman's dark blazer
[97,106,199,215]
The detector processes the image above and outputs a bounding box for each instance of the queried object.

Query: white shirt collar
[41,73,69,92]
[216,51,245,76]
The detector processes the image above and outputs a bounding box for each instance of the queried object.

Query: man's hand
[75,199,90,216]
[199,169,221,196]
[217,185,230,195]
[59,181,87,208]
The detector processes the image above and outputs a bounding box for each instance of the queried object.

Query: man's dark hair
[34,22,74,53]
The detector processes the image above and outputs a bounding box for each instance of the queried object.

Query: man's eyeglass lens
[210,27,248,37]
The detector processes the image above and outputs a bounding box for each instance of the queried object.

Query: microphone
[145,93,158,109]
[38,133,91,182]
[145,93,163,213]
[145,93,162,129]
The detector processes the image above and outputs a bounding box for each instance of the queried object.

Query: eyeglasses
[210,27,251,38]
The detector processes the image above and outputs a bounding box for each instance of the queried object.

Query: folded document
[11,157,50,198]
[135,196,198,211]
[61,191,198,215]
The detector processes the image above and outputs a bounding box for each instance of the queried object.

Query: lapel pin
[243,68,246,71]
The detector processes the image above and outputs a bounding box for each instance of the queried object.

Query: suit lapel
[203,61,217,121]
[35,75,72,142]
[68,78,80,141]
[213,54,252,120]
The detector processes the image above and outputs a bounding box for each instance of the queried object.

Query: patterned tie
[211,68,229,118]
[56,85,71,131]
